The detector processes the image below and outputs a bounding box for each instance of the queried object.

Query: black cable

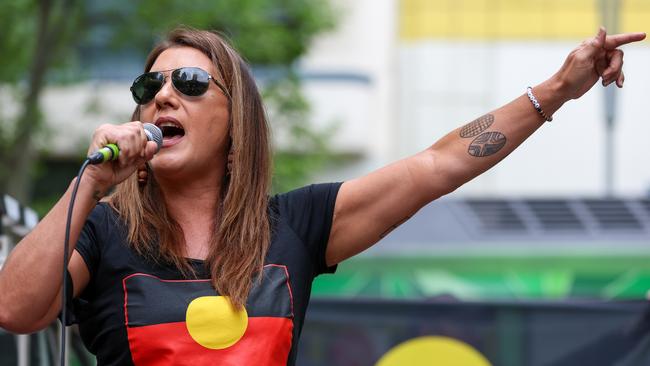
[60,158,90,366]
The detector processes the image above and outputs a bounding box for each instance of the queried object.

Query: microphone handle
[87,143,119,165]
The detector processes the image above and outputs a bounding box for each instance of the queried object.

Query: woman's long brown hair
[110,27,272,308]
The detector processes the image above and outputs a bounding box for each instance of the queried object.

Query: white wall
[298,0,398,181]
[39,82,135,156]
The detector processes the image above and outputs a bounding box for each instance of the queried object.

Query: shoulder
[269,182,342,243]
[78,202,127,250]
[87,202,121,229]
[268,183,343,276]
[271,182,343,212]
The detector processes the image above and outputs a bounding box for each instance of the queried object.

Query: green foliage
[0,0,36,83]
[0,0,37,171]
[120,0,336,64]
[0,0,85,199]
[0,0,84,83]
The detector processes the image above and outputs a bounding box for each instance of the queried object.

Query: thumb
[592,26,606,49]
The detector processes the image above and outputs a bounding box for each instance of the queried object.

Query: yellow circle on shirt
[185,296,248,349]
[376,336,492,366]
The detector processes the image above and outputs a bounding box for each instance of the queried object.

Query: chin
[150,154,185,174]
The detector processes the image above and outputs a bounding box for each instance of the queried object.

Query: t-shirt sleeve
[277,182,342,276]
[61,203,106,325]
[74,203,105,279]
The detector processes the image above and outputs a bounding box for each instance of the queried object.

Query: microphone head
[143,123,163,152]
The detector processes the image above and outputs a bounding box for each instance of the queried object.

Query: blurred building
[300,0,650,197]
[296,0,650,303]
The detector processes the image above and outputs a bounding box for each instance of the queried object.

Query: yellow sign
[400,0,650,40]
[377,336,492,366]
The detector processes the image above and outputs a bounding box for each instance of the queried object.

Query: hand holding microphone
[88,123,163,164]
[84,122,163,192]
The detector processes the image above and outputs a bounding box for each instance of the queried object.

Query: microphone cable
[60,157,90,366]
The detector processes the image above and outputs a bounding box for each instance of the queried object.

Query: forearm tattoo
[458,114,507,157]
[379,215,411,239]
[459,114,494,138]
[468,132,507,157]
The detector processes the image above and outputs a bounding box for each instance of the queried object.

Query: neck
[154,169,225,260]
[154,168,225,224]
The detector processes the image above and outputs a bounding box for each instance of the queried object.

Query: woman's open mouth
[161,125,185,139]
[156,118,185,147]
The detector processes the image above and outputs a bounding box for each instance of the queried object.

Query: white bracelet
[526,86,553,122]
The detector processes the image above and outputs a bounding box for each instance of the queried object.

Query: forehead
[150,46,217,76]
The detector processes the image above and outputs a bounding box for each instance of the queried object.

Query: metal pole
[37,331,52,366]
[57,323,70,366]
[17,334,30,366]
[0,234,8,269]
[604,86,616,197]
[9,214,29,366]
[600,0,620,197]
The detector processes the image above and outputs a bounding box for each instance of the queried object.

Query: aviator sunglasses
[130,67,230,105]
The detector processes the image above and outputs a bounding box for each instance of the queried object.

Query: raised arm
[326,28,646,266]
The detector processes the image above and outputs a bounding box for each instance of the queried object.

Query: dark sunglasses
[130,67,230,105]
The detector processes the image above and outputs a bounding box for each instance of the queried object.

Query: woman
[0,26,645,365]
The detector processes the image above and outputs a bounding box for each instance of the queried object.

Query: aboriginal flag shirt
[66,183,342,366]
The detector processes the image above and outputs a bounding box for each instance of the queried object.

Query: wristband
[526,86,553,122]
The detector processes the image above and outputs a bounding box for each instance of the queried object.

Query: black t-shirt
[66,182,342,366]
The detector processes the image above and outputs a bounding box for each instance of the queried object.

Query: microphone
[87,123,163,165]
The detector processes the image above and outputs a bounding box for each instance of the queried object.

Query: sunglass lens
[173,67,210,96]
[131,72,164,104]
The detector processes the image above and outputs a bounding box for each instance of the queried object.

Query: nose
[154,75,180,109]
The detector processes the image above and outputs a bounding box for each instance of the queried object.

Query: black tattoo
[459,114,494,138]
[468,132,507,157]
[379,216,411,239]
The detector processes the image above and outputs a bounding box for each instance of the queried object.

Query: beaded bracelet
[526,86,553,122]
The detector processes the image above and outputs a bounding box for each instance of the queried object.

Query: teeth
[159,121,183,129]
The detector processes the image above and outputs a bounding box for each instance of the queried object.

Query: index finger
[605,32,646,49]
